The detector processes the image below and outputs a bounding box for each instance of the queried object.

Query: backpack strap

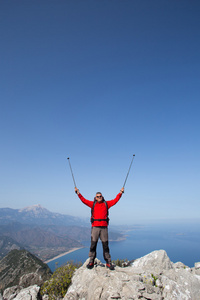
[91,199,109,225]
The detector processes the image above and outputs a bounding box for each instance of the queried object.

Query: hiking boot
[106,263,115,270]
[87,261,94,269]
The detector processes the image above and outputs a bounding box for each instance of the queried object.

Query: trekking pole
[123,154,135,188]
[67,157,77,188]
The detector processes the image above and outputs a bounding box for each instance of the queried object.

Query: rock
[161,268,200,299]
[142,292,162,300]
[3,286,23,300]
[173,261,188,269]
[3,285,40,300]
[195,262,200,269]
[14,285,40,300]
[193,262,200,275]
[155,278,162,288]
[64,250,200,300]
[132,249,173,274]
[64,258,163,300]
[42,295,49,300]
[19,267,48,288]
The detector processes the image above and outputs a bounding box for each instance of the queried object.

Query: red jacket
[78,193,122,227]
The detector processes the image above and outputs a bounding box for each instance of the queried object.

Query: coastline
[44,247,84,263]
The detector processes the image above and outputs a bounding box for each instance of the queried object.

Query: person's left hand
[120,187,124,194]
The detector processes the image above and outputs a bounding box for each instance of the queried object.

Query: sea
[48,222,200,272]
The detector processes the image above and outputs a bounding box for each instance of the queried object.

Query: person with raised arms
[75,187,124,270]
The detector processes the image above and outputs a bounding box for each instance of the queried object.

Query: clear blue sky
[1,0,200,224]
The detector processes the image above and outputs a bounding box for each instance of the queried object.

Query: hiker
[75,187,124,270]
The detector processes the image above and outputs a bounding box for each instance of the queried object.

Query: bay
[48,222,200,272]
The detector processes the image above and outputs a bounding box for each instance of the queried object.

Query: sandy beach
[45,247,84,263]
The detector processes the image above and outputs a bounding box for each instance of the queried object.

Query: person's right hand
[75,187,79,194]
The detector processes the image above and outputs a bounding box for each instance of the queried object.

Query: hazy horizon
[1,203,200,226]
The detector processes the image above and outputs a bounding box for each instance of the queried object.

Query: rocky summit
[1,249,200,299]
[64,250,200,300]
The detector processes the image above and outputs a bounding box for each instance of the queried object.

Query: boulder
[64,250,200,300]
[132,249,173,273]
[13,285,40,300]
[3,285,40,300]
[3,286,23,300]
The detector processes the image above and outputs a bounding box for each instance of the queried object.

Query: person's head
[95,192,103,202]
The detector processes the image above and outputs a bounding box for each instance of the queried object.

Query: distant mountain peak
[19,204,48,213]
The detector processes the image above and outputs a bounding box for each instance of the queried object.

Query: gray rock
[195,262,200,269]
[3,285,40,300]
[42,295,49,300]
[142,274,155,286]
[173,261,188,269]
[19,267,46,288]
[64,257,163,300]
[64,250,200,300]
[193,262,200,275]
[161,268,200,299]
[13,285,40,300]
[142,292,162,300]
[155,278,162,288]
[3,286,23,300]
[132,249,173,273]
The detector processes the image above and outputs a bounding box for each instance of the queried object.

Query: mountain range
[0,204,87,226]
[0,204,124,261]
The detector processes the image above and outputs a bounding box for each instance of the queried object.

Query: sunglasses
[96,195,102,198]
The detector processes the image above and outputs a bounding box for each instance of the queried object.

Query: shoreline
[44,237,126,264]
[44,247,84,263]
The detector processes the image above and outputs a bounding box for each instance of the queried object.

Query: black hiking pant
[89,226,111,263]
